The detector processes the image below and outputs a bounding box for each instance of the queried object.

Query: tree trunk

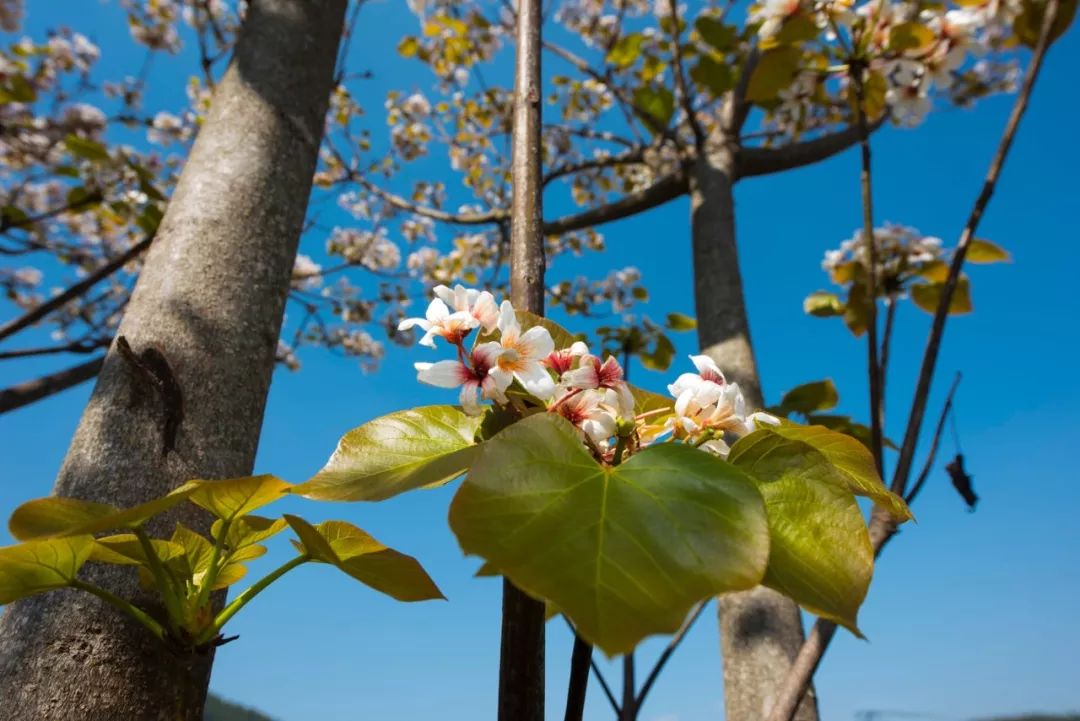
[0,2,347,719]
[689,148,820,721]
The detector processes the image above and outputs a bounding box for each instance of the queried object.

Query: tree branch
[359,178,508,226]
[736,119,886,179]
[563,633,593,721]
[905,372,962,505]
[0,233,153,344]
[763,3,1062,719]
[543,171,688,235]
[543,147,646,186]
[0,355,104,414]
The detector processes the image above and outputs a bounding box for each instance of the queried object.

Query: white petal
[515,362,555,399]
[397,317,431,332]
[488,366,515,393]
[569,341,589,356]
[689,354,724,381]
[432,284,453,306]
[496,300,519,336]
[668,372,704,399]
[425,297,451,322]
[519,326,555,360]
[459,381,482,415]
[416,360,467,388]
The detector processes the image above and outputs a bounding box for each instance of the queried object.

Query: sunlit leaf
[804,414,898,451]
[733,423,912,520]
[170,524,214,575]
[967,238,1011,263]
[188,474,291,521]
[911,277,973,315]
[285,516,444,602]
[728,437,873,634]
[89,534,185,566]
[804,291,844,317]
[606,33,644,68]
[633,86,676,134]
[213,515,287,557]
[639,332,675,371]
[779,379,839,415]
[448,414,769,655]
[9,486,198,541]
[1014,0,1077,47]
[295,406,484,502]
[64,135,110,162]
[888,22,936,52]
[746,46,802,103]
[665,312,697,331]
[0,536,95,604]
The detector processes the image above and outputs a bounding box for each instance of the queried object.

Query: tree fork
[0,2,348,719]
[500,1,546,720]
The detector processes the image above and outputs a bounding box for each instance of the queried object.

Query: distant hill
[204,693,277,721]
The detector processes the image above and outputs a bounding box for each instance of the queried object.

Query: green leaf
[284,516,444,602]
[0,536,95,604]
[397,36,421,58]
[0,75,37,103]
[727,436,873,633]
[63,135,110,162]
[911,277,973,315]
[690,56,735,96]
[629,383,675,423]
[633,86,676,134]
[606,33,644,68]
[213,515,287,557]
[804,414,898,451]
[732,423,912,520]
[917,260,950,282]
[843,281,871,337]
[89,534,185,566]
[170,524,214,575]
[448,414,769,655]
[516,310,581,350]
[967,238,1011,263]
[294,406,484,502]
[746,46,802,103]
[9,486,199,541]
[804,291,844,317]
[187,474,291,521]
[695,16,739,52]
[771,13,821,46]
[779,379,839,415]
[665,312,697,331]
[1014,0,1077,47]
[888,22,936,52]
[639,332,675,371]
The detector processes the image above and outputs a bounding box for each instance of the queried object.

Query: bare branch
[543,146,646,186]
[0,233,153,344]
[359,178,508,226]
[543,171,688,235]
[667,0,705,147]
[0,338,109,360]
[905,372,963,505]
[0,356,104,414]
[736,119,886,179]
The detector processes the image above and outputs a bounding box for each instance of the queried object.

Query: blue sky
[2,2,1079,721]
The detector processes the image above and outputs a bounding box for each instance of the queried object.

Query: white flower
[481,301,556,399]
[563,353,634,412]
[667,354,726,399]
[398,297,479,348]
[554,388,621,446]
[432,284,499,333]
[415,344,507,415]
[543,341,589,376]
[291,254,322,290]
[752,0,803,38]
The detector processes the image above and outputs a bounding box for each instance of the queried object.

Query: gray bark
[689,148,819,721]
[0,2,347,719]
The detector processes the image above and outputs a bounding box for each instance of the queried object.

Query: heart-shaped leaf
[0,536,95,604]
[88,535,185,566]
[448,413,769,655]
[285,516,444,602]
[728,434,874,633]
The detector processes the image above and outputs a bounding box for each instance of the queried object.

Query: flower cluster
[822,223,945,296]
[403,286,778,461]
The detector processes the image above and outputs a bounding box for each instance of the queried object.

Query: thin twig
[667,0,704,147]
[0,234,153,343]
[635,601,709,709]
[905,372,962,505]
[590,657,621,716]
[763,4,1062,720]
[851,65,886,475]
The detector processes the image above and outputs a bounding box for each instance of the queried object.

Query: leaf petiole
[70,578,168,642]
[197,554,309,646]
